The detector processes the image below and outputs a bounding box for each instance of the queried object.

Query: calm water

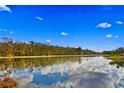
[0,56,124,88]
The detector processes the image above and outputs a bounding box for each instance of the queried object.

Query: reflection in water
[0,57,124,88]
[32,70,69,87]
[0,57,81,71]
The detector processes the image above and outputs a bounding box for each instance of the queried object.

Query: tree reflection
[0,57,82,71]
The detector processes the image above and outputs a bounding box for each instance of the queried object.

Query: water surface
[0,56,124,88]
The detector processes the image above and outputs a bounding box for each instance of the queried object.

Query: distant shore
[0,55,102,59]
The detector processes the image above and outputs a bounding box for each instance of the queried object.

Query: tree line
[0,37,95,57]
[102,47,124,56]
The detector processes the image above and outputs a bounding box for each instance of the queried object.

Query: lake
[0,56,124,88]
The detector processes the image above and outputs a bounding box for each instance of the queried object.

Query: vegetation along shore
[0,37,123,59]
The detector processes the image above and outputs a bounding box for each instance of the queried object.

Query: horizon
[0,5,124,52]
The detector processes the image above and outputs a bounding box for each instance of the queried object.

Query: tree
[0,37,98,56]
[76,47,82,55]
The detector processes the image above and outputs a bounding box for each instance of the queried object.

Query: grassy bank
[107,56,124,64]
[109,55,124,59]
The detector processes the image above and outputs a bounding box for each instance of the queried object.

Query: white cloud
[116,21,123,24]
[114,35,119,39]
[10,31,14,34]
[35,16,44,21]
[0,5,11,13]
[46,39,51,43]
[106,34,113,38]
[105,34,119,39]
[0,28,14,34]
[96,22,112,28]
[61,32,68,36]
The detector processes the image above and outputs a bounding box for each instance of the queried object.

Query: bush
[0,77,17,88]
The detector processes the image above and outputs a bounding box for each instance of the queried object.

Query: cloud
[46,39,51,43]
[106,34,119,39]
[10,31,14,34]
[96,22,112,28]
[116,21,123,24]
[60,32,68,36]
[106,34,113,38]
[0,28,14,34]
[35,16,44,21]
[0,5,11,13]
[114,35,119,39]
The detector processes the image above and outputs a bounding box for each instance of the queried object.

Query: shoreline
[0,55,101,59]
[109,55,124,59]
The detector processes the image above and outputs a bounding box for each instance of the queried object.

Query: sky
[0,5,124,52]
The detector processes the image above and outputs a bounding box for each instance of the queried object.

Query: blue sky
[0,5,124,52]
